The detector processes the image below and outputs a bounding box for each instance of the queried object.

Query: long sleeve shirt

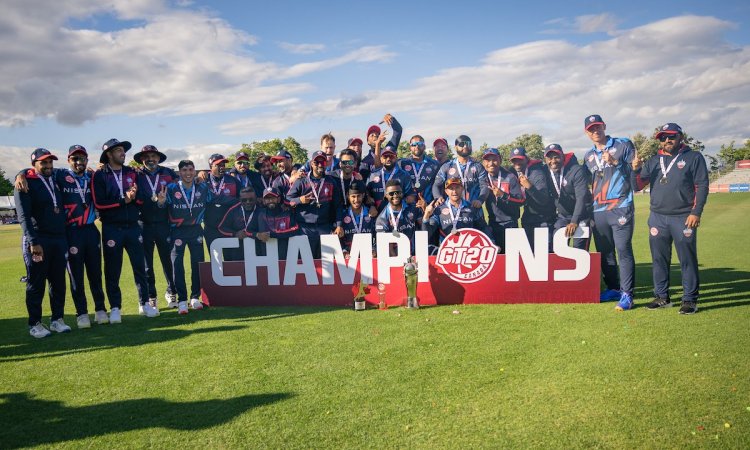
[92,165,140,226]
[15,170,67,244]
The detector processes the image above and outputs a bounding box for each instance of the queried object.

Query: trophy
[404,256,419,309]
[354,277,367,311]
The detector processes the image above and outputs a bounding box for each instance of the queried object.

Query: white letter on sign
[210,237,241,286]
[375,232,411,284]
[552,226,590,281]
[505,227,549,281]
[284,235,319,285]
[243,238,280,286]
[321,234,374,285]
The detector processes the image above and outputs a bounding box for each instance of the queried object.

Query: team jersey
[330,170,360,207]
[287,174,344,227]
[484,167,525,224]
[272,173,294,205]
[633,145,709,216]
[228,168,253,190]
[15,170,67,244]
[514,160,556,224]
[341,206,375,252]
[136,166,177,225]
[163,181,213,228]
[366,166,414,212]
[375,202,419,242]
[249,172,276,198]
[92,165,140,226]
[422,199,488,243]
[258,207,301,238]
[398,157,441,203]
[432,158,490,204]
[217,203,262,238]
[548,153,592,224]
[583,136,635,213]
[204,174,241,229]
[42,168,96,227]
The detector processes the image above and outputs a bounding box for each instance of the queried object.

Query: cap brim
[312,158,327,165]
[34,154,58,162]
[68,150,88,157]
[134,151,167,164]
[585,121,605,130]
[544,151,563,157]
[211,158,229,166]
[509,155,527,161]
[655,131,680,139]
[482,153,500,159]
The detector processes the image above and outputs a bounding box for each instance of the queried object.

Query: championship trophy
[404,256,419,309]
[354,277,367,311]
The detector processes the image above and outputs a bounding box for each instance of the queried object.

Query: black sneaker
[679,301,698,315]
[646,297,672,310]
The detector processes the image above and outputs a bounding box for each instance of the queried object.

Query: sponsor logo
[373,176,380,183]
[663,124,669,130]
[588,155,595,162]
[618,216,627,225]
[436,229,498,283]
[650,227,659,236]
[404,164,412,171]
[677,161,686,169]
[224,188,230,194]
[683,228,693,238]
[589,115,596,122]
[65,176,74,183]
[175,239,183,246]
[195,191,201,198]
[426,167,432,173]
[343,216,351,224]
[106,239,116,248]
[448,168,456,175]
[69,246,78,255]
[175,192,182,199]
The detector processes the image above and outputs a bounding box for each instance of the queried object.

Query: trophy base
[405,297,419,309]
[354,300,366,311]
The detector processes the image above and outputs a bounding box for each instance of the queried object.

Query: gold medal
[152,194,158,202]
[660,177,668,185]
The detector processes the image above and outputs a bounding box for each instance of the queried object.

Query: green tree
[496,133,545,161]
[236,137,309,169]
[717,140,750,166]
[0,168,14,195]
[397,141,410,159]
[706,155,720,173]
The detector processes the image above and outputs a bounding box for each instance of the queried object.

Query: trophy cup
[354,277,367,311]
[404,256,419,309]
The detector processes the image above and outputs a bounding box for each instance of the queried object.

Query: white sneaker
[141,303,159,318]
[165,292,178,308]
[109,307,122,324]
[178,301,188,315]
[50,318,72,333]
[95,310,109,325]
[76,314,91,329]
[138,303,145,315]
[189,298,204,310]
[29,322,51,338]
[149,297,158,310]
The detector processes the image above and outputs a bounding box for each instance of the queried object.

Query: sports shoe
[29,322,51,338]
[189,298,204,310]
[646,297,672,310]
[149,297,158,310]
[76,314,91,329]
[141,303,159,318]
[600,289,621,302]
[50,318,72,333]
[165,292,178,308]
[95,310,109,325]
[178,301,188,315]
[615,292,633,311]
[109,307,122,324]
[679,301,698,315]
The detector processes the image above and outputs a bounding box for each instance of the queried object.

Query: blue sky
[1,0,749,174]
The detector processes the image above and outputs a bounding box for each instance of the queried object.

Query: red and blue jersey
[398,157,441,203]
[204,174,241,229]
[423,200,488,243]
[432,158,490,204]
[15,170,67,244]
[485,167,525,224]
[583,136,635,213]
[341,206,375,252]
[287,174,343,227]
[163,182,213,228]
[366,167,414,212]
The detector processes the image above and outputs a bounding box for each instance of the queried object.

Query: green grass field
[1,194,749,449]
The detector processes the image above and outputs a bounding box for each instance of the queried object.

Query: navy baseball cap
[271,149,292,161]
[234,151,249,161]
[348,181,366,195]
[208,153,228,166]
[311,150,328,164]
[509,147,528,161]
[262,187,281,198]
[68,145,88,157]
[655,123,683,139]
[482,148,501,159]
[584,114,605,130]
[31,148,58,163]
[100,138,132,163]
[381,145,397,157]
[544,144,564,157]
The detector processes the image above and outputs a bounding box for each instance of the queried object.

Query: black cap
[208,153,228,166]
[31,148,58,164]
[655,123,683,139]
[544,144,564,157]
[134,144,167,164]
[100,138,132,164]
[271,149,293,161]
[509,147,528,161]
[584,114,605,130]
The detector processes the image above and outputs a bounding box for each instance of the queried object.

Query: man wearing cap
[331,149,362,208]
[287,150,344,258]
[375,179,420,256]
[632,123,709,314]
[228,151,254,189]
[92,139,159,321]
[15,145,108,328]
[134,145,179,310]
[250,154,277,197]
[544,144,593,250]
[217,186,262,260]
[361,113,403,181]
[508,146,557,251]
[432,138,452,166]
[432,135,489,209]
[348,137,364,165]
[422,177,488,243]
[270,149,296,198]
[481,148,525,252]
[582,114,637,310]
[257,186,300,259]
[366,144,415,212]
[15,149,71,337]
[204,153,242,258]
[340,181,375,258]
[398,135,441,204]
[158,160,211,314]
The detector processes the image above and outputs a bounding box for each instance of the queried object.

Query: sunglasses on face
[658,135,678,142]
[240,198,256,203]
[236,161,249,166]
[410,141,425,147]
[386,191,403,198]
[456,141,471,148]
[340,159,356,166]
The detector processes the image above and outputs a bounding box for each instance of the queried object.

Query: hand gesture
[235,230,246,239]
[518,174,532,190]
[471,199,483,209]
[424,200,436,217]
[632,153,643,171]
[685,214,701,229]
[382,113,393,127]
[415,193,426,211]
[257,231,271,242]
[124,185,137,203]
[156,185,167,205]
[334,226,344,238]
[565,222,579,238]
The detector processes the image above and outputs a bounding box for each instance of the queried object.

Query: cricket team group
[14,113,709,338]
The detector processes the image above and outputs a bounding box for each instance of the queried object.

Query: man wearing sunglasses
[287,151,344,258]
[398,135,440,204]
[228,151,253,189]
[422,177,488,243]
[332,149,361,207]
[366,145,415,212]
[432,135,489,209]
[217,187,262,261]
[340,182,375,258]
[582,114,637,311]
[361,113,403,181]
[375,180,420,256]
[509,146,557,251]
[631,123,708,315]
[481,148,525,253]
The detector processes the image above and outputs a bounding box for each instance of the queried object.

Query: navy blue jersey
[634,145,709,216]
[92,165,140,226]
[163,181,213,227]
[287,174,344,227]
[341,206,375,252]
[258,207,301,238]
[583,136,635,213]
[47,168,96,227]
[423,200,488,243]
[398,157,440,203]
[330,170,359,207]
[136,166,178,225]
[249,172,276,198]
[272,174,293,205]
[550,154,592,224]
[484,167,525,224]
[204,174,241,228]
[15,170,67,244]
[375,203,419,241]
[432,158,490,204]
[217,203,262,238]
[228,168,253,190]
[514,160,557,224]
[366,167,414,211]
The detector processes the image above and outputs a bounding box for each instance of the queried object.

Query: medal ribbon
[178,181,195,216]
[39,175,59,210]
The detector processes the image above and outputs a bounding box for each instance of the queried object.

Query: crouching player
[422,177,488,243]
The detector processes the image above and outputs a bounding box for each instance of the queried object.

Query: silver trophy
[404,256,419,309]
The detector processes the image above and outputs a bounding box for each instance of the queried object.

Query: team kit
[14,113,709,338]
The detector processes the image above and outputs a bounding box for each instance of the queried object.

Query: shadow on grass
[633,264,750,310]
[0,391,293,448]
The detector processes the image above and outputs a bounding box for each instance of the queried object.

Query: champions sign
[199,227,601,307]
